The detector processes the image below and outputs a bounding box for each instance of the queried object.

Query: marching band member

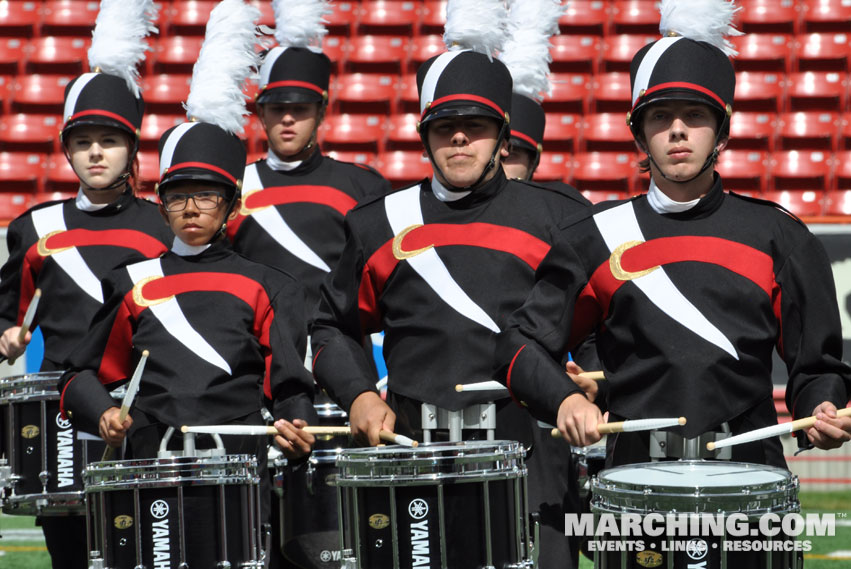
[496,0,851,468]
[57,0,315,528]
[0,2,169,566]
[311,2,590,566]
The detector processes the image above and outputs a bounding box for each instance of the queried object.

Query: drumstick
[551,416,686,438]
[707,408,851,451]
[181,424,352,436]
[8,288,41,365]
[379,429,418,448]
[455,371,607,393]
[102,349,149,460]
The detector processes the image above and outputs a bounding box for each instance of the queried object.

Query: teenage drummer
[496,0,851,468]
[0,2,170,566]
[310,3,592,567]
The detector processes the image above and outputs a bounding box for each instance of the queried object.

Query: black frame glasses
[161,191,226,212]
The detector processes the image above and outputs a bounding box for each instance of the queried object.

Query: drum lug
[88,552,104,569]
[215,562,230,569]
[340,552,357,569]
[306,460,316,495]
[39,469,50,487]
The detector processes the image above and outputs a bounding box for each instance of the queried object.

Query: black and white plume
[659,0,743,57]
[502,0,565,101]
[272,0,331,53]
[185,0,261,135]
[443,0,509,59]
[87,0,158,97]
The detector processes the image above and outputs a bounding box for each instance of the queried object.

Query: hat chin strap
[209,192,240,245]
[424,122,509,193]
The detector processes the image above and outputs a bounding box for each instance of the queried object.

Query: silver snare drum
[0,371,107,515]
[84,454,262,569]
[335,440,534,569]
[591,460,800,569]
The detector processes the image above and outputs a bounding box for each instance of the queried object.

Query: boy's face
[257,101,322,161]
[640,100,723,183]
[503,146,536,181]
[425,116,508,188]
[159,182,239,246]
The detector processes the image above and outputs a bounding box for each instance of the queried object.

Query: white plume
[659,0,743,57]
[502,0,565,101]
[272,0,331,53]
[444,0,509,60]
[87,0,158,97]
[185,0,261,135]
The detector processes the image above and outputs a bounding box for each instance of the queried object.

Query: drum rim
[83,454,259,490]
[595,460,793,492]
[0,371,65,401]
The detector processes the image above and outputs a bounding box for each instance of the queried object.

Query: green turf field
[2,492,849,567]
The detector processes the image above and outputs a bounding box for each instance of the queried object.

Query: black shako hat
[416,50,512,128]
[256,46,331,105]
[510,93,545,155]
[61,73,144,141]
[627,36,735,136]
[157,122,246,194]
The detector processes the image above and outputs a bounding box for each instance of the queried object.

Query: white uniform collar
[75,188,110,212]
[172,236,210,256]
[431,177,471,202]
[266,150,302,172]
[647,179,701,214]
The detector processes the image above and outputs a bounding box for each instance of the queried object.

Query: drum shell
[84,455,262,568]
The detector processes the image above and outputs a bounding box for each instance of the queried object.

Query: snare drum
[335,440,534,569]
[84,454,262,568]
[0,371,107,515]
[591,460,800,569]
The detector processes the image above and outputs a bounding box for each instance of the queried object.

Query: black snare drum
[84,454,262,568]
[1,371,106,515]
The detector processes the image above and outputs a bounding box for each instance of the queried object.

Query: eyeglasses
[161,191,225,212]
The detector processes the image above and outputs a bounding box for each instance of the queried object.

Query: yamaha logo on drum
[151,499,169,519]
[686,538,708,562]
[55,414,72,429]
[149,500,171,568]
[408,499,430,567]
[408,498,428,519]
[55,412,75,487]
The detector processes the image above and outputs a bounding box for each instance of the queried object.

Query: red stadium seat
[320,114,387,153]
[0,2,40,38]
[10,74,72,114]
[137,151,159,192]
[45,152,78,192]
[582,190,629,203]
[794,33,851,72]
[162,1,216,37]
[0,38,26,75]
[24,36,90,75]
[762,190,825,216]
[728,112,777,151]
[549,35,602,74]
[325,1,359,36]
[542,113,582,153]
[323,36,346,74]
[377,150,431,188]
[0,75,15,114]
[151,36,204,75]
[736,0,801,34]
[546,73,592,114]
[419,1,447,36]
[0,193,37,222]
[385,112,423,151]
[610,1,661,35]
[356,1,418,36]
[601,35,656,73]
[832,151,851,190]
[734,72,785,112]
[396,73,420,114]
[825,190,851,214]
[590,72,631,113]
[571,152,638,193]
[240,117,266,154]
[771,150,831,191]
[0,114,61,153]
[841,112,851,150]
[776,111,839,150]
[534,152,572,183]
[333,73,398,115]
[0,152,46,194]
[41,1,100,37]
[409,35,446,74]
[140,74,192,115]
[139,114,184,152]
[325,150,379,169]
[716,150,770,192]
[786,71,847,111]
[345,35,408,74]
[730,34,793,73]
[559,1,609,36]
[801,0,851,33]
[581,112,635,153]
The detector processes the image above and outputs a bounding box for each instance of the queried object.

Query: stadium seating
[800,0,851,33]
[571,152,638,193]
[0,113,61,153]
[0,2,40,38]
[794,32,851,72]
[581,112,635,153]
[731,34,794,73]
[542,113,582,153]
[716,150,770,192]
[770,150,832,191]
[0,151,46,193]
[776,111,840,151]
[534,152,572,183]
[320,113,387,154]
[727,112,777,152]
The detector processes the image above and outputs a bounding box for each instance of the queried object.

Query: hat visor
[62,116,137,141]
[256,87,324,105]
[509,135,538,154]
[158,168,239,194]
[421,102,504,125]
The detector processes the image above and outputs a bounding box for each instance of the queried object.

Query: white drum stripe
[126,260,232,374]
[31,204,103,303]
[385,187,500,333]
[593,203,738,359]
[260,46,286,88]
[632,36,682,106]
[63,73,97,121]
[159,122,197,177]
[420,50,466,115]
